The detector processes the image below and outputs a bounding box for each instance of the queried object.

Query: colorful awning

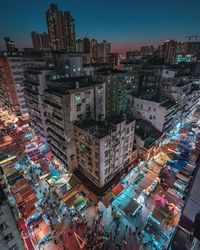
[112,183,124,197]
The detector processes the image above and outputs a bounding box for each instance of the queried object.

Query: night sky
[0,0,200,53]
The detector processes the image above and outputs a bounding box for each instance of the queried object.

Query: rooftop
[135,119,162,148]
[95,68,126,75]
[74,115,133,139]
[134,92,168,103]
[45,77,94,96]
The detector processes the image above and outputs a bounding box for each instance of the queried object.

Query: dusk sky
[0,0,200,53]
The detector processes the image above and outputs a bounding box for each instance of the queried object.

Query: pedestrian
[123,237,127,247]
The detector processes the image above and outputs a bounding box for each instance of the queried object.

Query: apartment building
[134,119,162,161]
[94,68,127,117]
[160,66,200,121]
[44,78,97,170]
[73,116,135,188]
[0,51,46,117]
[24,66,54,141]
[0,204,25,250]
[133,93,176,132]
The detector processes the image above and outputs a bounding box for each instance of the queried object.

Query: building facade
[4,37,18,52]
[74,116,135,188]
[0,51,45,117]
[44,79,95,170]
[46,4,76,52]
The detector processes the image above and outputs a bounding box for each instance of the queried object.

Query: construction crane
[186,35,200,42]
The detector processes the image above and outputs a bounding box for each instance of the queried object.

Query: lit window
[85,91,90,98]
[75,94,81,101]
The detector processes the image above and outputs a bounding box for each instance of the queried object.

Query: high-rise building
[76,38,84,52]
[46,4,76,51]
[0,51,45,117]
[64,11,76,52]
[83,37,90,53]
[74,116,135,188]
[91,39,98,63]
[94,69,127,117]
[24,66,53,141]
[31,31,50,50]
[31,31,41,49]
[43,78,96,170]
[4,37,18,52]
[40,32,50,49]
[98,40,111,63]
[160,40,177,64]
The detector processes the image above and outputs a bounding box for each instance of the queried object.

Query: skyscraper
[40,32,50,49]
[83,37,90,53]
[64,11,76,52]
[46,4,76,51]
[4,37,18,52]
[31,31,41,49]
[91,39,98,63]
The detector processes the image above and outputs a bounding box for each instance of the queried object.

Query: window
[85,91,91,99]
[148,107,151,111]
[76,140,79,145]
[97,88,102,94]
[79,133,84,140]
[105,159,109,166]
[105,141,109,147]
[131,125,134,131]
[125,137,129,143]
[75,94,81,101]
[9,245,19,250]
[153,108,156,111]
[141,104,143,108]
[4,233,14,242]
[105,150,109,157]
[126,128,129,134]
[0,222,8,232]
[80,143,85,149]
[65,65,69,69]
[95,170,99,177]
[76,104,81,112]
[95,152,99,159]
[105,168,109,175]
[125,146,128,151]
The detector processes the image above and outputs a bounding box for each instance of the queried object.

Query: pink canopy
[154,194,166,208]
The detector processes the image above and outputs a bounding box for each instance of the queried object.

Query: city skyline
[0,0,200,53]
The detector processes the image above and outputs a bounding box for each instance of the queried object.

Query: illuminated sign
[0,141,12,148]
[24,133,33,138]
[0,155,16,164]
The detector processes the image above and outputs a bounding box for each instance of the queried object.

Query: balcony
[46,119,64,133]
[44,99,62,110]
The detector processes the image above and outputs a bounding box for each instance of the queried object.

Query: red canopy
[112,183,124,197]
[154,194,166,208]
[18,220,35,250]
